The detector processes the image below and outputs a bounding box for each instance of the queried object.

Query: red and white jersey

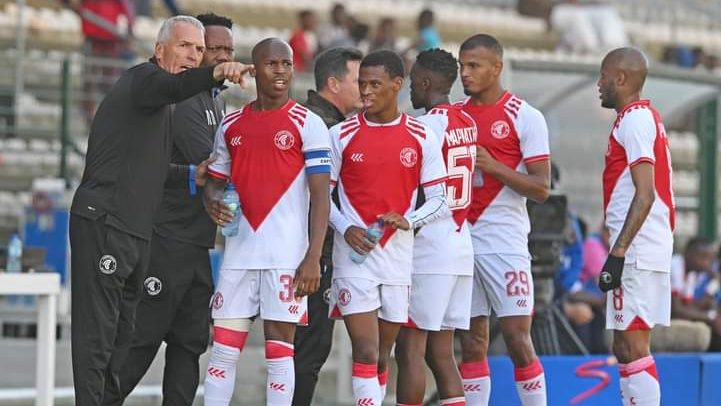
[330,112,447,284]
[208,99,331,270]
[603,99,674,272]
[413,104,477,275]
[460,92,550,256]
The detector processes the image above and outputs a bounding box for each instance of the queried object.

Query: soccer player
[395,48,476,406]
[293,47,363,406]
[202,38,331,406]
[102,13,235,406]
[456,34,551,406]
[597,47,674,406]
[328,50,448,405]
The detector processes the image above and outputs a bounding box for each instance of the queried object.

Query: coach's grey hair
[156,15,205,43]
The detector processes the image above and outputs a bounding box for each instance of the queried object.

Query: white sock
[266,340,295,406]
[204,342,240,406]
[460,360,491,406]
[619,363,631,406]
[440,396,466,405]
[378,369,388,400]
[352,362,382,406]
[622,356,660,406]
[514,358,547,406]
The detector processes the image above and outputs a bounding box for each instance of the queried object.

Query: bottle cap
[226,183,236,191]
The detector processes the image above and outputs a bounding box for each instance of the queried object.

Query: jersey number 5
[446,146,476,209]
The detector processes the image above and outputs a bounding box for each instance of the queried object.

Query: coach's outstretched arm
[475,147,551,203]
[131,61,252,110]
[294,173,330,298]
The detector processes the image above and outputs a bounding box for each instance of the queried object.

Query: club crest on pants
[144,276,162,296]
[98,255,117,275]
[338,288,352,306]
[212,292,224,310]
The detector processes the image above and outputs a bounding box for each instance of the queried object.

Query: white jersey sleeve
[419,124,448,187]
[208,108,245,179]
[616,108,656,166]
[300,112,332,175]
[415,113,447,146]
[329,122,343,184]
[517,103,550,163]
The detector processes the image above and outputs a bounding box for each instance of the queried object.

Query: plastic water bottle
[349,220,384,264]
[6,233,22,273]
[221,184,240,237]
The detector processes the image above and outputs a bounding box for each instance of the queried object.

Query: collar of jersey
[361,112,403,127]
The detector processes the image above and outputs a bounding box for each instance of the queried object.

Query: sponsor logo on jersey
[491,120,511,139]
[274,130,295,150]
[399,147,418,168]
[230,135,242,147]
[98,255,117,275]
[338,288,352,306]
[212,292,224,310]
[351,153,364,162]
[144,276,162,296]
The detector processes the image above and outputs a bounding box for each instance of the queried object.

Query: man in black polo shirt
[101,13,236,406]
[292,47,363,406]
[69,15,251,405]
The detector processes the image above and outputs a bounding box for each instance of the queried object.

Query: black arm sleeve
[173,101,215,165]
[130,63,218,110]
[165,163,189,189]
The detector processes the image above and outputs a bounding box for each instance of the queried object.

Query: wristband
[189,164,197,196]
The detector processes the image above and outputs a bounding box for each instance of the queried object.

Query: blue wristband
[189,164,197,196]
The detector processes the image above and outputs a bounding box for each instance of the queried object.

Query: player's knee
[505,334,535,365]
[460,332,488,361]
[613,334,649,363]
[352,341,380,365]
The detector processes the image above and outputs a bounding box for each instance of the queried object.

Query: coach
[292,47,363,406]
[68,15,251,405]
[101,13,236,406]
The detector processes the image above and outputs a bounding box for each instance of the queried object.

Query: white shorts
[408,274,472,331]
[211,269,308,324]
[606,265,671,331]
[329,278,409,323]
[471,254,534,318]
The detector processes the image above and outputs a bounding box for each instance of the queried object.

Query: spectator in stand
[318,3,354,51]
[563,224,609,353]
[62,0,136,119]
[369,17,397,53]
[415,9,440,52]
[669,237,721,351]
[289,10,319,72]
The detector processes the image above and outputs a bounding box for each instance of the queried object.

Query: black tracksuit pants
[102,232,213,406]
[292,260,335,406]
[70,213,151,405]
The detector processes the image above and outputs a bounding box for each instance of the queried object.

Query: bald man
[597,47,674,406]
[202,38,331,406]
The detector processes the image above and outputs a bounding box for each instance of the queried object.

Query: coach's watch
[707,309,718,322]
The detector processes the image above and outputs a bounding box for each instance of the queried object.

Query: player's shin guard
[378,368,389,400]
[620,356,660,406]
[204,325,250,406]
[514,358,547,406]
[352,362,382,406]
[460,360,491,406]
[266,340,295,406]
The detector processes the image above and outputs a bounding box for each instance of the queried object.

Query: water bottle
[221,184,240,237]
[349,220,384,264]
[6,233,22,273]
